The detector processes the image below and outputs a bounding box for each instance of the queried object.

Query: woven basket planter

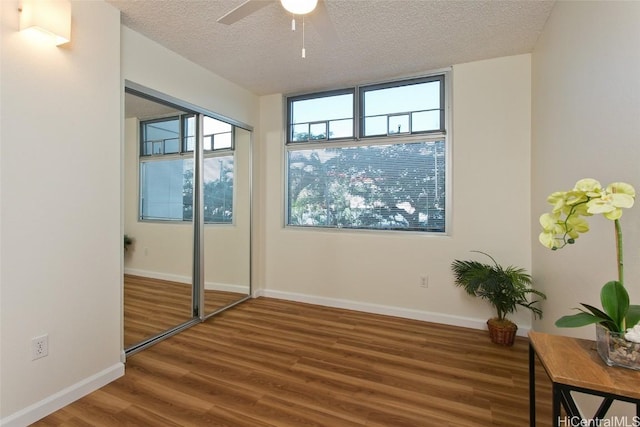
[487,318,518,346]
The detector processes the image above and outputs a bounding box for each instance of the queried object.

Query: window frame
[202,116,236,152]
[284,71,451,234]
[359,74,446,138]
[286,88,356,144]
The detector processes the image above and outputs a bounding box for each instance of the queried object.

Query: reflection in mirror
[123,86,253,351]
[204,126,251,316]
[123,92,195,349]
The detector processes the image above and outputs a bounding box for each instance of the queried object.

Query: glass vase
[595,323,640,370]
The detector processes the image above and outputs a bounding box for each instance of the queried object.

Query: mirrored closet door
[123,83,252,354]
[201,124,252,317]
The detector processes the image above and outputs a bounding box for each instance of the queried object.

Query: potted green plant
[124,234,133,252]
[539,178,640,369]
[451,251,546,346]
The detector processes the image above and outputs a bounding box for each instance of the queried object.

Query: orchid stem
[615,218,626,331]
[615,218,623,286]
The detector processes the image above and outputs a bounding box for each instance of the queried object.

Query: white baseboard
[125,268,190,285]
[123,271,529,336]
[254,289,530,337]
[204,282,250,294]
[0,363,124,427]
[124,268,249,294]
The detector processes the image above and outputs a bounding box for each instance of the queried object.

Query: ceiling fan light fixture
[280,0,318,16]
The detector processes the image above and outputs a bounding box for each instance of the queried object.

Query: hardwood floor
[35,298,552,426]
[124,274,247,348]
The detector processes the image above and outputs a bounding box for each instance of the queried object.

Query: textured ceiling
[108,0,555,96]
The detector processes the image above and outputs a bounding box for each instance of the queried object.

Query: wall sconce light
[19,0,71,46]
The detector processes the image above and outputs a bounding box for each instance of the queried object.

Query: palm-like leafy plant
[451,251,546,323]
[124,234,133,252]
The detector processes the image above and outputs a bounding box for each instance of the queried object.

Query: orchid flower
[540,178,639,333]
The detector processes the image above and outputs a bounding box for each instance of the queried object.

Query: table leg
[553,383,561,427]
[529,343,536,427]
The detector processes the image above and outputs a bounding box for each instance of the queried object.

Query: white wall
[0,1,123,425]
[531,1,640,338]
[258,54,534,332]
[121,27,258,129]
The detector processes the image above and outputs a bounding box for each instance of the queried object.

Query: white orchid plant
[539,178,640,334]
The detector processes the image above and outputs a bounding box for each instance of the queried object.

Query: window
[139,115,234,223]
[203,116,233,151]
[287,89,355,142]
[285,74,448,232]
[361,76,444,136]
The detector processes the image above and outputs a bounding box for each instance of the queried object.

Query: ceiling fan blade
[308,0,338,42]
[217,0,272,25]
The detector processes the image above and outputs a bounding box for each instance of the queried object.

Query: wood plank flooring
[35,297,553,426]
[124,274,247,348]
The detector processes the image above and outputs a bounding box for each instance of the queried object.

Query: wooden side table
[529,331,640,426]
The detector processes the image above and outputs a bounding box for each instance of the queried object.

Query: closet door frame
[124,81,253,356]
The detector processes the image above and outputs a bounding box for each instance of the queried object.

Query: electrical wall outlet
[32,334,48,360]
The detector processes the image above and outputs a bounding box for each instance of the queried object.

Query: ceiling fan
[217,0,336,56]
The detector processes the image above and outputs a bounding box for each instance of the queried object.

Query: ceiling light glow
[280,0,318,16]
